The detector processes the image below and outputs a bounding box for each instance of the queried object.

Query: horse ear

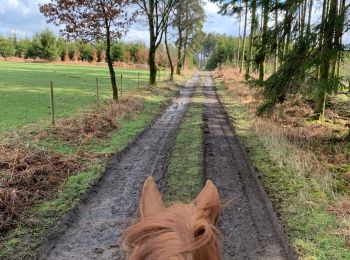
[140,176,165,219]
[194,180,221,225]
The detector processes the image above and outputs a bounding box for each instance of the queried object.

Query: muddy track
[202,72,297,260]
[38,75,199,260]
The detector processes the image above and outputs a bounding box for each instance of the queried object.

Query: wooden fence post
[138,72,140,91]
[96,78,100,108]
[120,73,123,98]
[50,81,55,125]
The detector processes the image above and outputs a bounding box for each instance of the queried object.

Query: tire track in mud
[202,72,297,260]
[38,75,199,260]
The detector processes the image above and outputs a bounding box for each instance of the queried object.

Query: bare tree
[40,0,135,101]
[134,0,178,86]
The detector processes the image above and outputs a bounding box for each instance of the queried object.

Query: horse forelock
[122,203,221,260]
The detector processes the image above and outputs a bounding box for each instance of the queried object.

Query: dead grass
[0,97,144,238]
[0,145,81,235]
[217,65,350,165]
[216,65,350,243]
[36,98,143,144]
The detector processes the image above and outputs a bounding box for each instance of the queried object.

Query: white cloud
[125,28,149,44]
[0,0,32,16]
[203,0,220,16]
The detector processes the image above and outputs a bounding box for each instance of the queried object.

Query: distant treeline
[0,30,173,67]
[199,33,242,70]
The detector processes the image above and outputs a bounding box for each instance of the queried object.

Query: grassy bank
[0,79,182,259]
[0,61,166,131]
[165,82,203,203]
[214,75,350,259]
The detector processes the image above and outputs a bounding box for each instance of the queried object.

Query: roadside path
[39,75,198,260]
[202,72,297,260]
[39,73,297,260]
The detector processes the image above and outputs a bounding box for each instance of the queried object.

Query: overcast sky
[0,0,238,42]
[1,0,347,44]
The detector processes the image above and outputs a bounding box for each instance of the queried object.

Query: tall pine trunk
[273,0,278,73]
[237,13,241,68]
[306,0,313,34]
[318,0,337,120]
[245,0,256,79]
[259,0,269,81]
[240,0,248,73]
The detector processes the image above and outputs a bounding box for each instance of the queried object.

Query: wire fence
[0,65,169,131]
[48,70,169,125]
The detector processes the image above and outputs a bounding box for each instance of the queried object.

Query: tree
[40,0,136,101]
[111,42,126,62]
[0,37,15,58]
[240,0,248,73]
[164,23,175,80]
[134,0,179,86]
[258,0,270,81]
[172,0,205,75]
[245,0,256,79]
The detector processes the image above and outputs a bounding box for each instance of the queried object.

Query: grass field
[0,62,166,131]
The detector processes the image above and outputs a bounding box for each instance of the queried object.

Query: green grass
[0,61,166,131]
[215,81,350,260]
[0,82,180,259]
[165,85,203,203]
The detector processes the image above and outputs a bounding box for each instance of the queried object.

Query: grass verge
[165,84,203,203]
[0,79,183,259]
[215,79,350,260]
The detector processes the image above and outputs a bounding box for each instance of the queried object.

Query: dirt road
[38,73,296,260]
[39,75,198,260]
[202,73,296,259]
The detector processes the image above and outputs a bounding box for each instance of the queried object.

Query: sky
[0,0,237,42]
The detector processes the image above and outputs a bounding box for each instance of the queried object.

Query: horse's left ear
[140,176,165,219]
[194,180,221,225]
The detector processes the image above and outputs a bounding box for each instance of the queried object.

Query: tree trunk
[259,0,269,81]
[146,0,157,87]
[317,0,337,119]
[273,0,278,73]
[149,42,157,86]
[237,10,241,68]
[164,26,174,81]
[182,15,190,73]
[316,0,328,80]
[306,0,313,34]
[148,17,157,86]
[245,0,256,79]
[105,23,118,100]
[240,0,248,73]
[331,0,345,78]
[176,27,183,75]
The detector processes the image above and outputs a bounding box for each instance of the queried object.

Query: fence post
[50,81,55,125]
[138,72,140,91]
[96,78,100,108]
[120,73,123,98]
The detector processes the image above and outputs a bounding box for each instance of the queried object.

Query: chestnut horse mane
[122,202,221,260]
[122,177,222,259]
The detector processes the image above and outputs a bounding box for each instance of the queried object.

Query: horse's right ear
[140,176,165,219]
[194,180,221,225]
